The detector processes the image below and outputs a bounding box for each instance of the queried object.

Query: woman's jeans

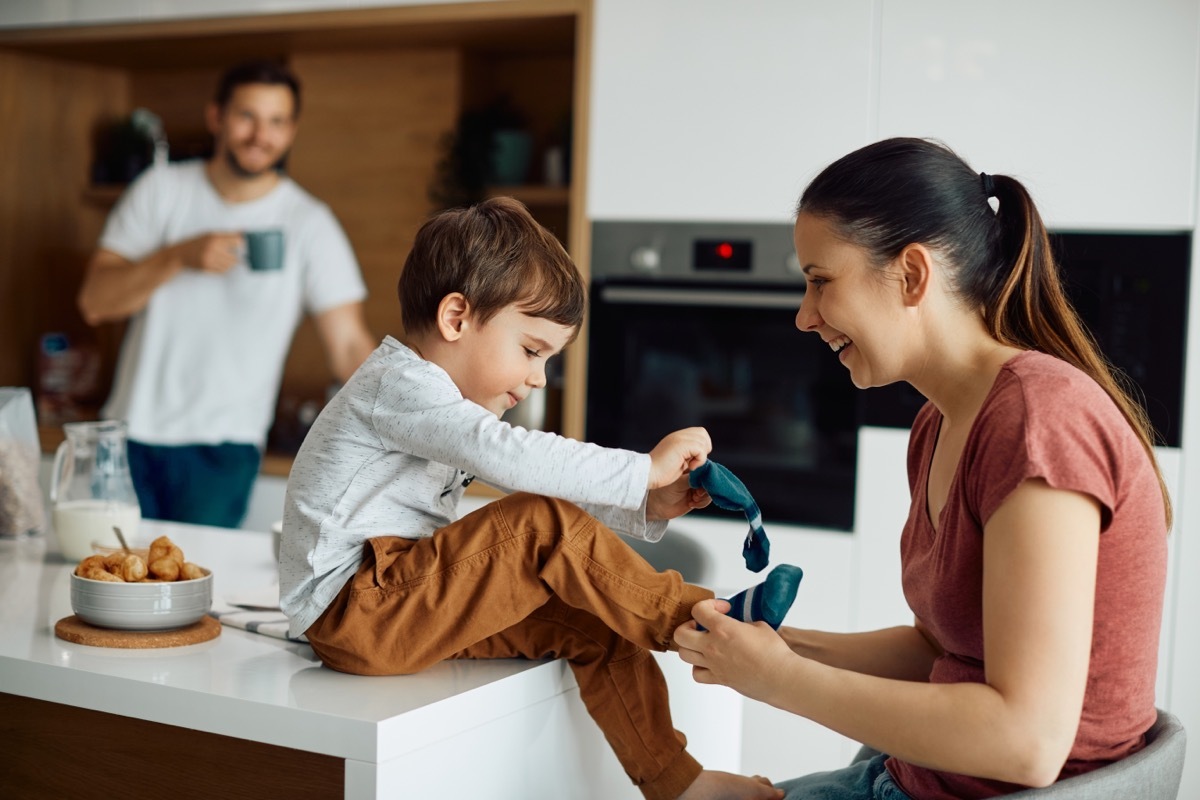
[777,754,914,800]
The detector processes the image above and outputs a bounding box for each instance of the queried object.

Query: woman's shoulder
[994,350,1112,409]
[981,350,1131,452]
[1001,348,1085,381]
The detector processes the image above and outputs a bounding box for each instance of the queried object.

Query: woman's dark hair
[214,60,301,116]
[398,196,585,338]
[798,137,1171,527]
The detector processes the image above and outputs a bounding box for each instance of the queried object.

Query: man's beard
[224,146,289,178]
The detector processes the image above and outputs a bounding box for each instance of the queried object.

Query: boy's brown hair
[398,197,585,339]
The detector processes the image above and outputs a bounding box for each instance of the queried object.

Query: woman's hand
[674,598,799,704]
[646,474,711,520]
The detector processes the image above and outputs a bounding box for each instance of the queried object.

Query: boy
[280,198,785,800]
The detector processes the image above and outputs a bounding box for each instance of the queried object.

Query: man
[78,60,375,529]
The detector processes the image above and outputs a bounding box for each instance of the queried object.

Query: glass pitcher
[49,420,141,562]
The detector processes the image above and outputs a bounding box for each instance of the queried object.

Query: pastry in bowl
[70,535,212,630]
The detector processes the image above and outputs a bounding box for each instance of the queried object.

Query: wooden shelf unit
[81,185,126,207]
[484,184,570,206]
[2,0,594,449]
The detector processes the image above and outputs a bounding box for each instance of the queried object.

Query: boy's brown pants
[305,492,714,800]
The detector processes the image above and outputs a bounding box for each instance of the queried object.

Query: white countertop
[0,520,572,766]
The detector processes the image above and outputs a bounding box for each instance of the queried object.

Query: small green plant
[429,98,526,209]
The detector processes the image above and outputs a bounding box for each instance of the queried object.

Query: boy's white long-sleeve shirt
[279,336,663,638]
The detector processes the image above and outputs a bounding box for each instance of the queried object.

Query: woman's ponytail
[986,176,1172,528]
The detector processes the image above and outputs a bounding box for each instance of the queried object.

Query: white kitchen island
[0,517,743,799]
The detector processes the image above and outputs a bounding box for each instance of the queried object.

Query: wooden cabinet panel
[0,52,129,389]
[0,692,343,800]
[282,47,461,394]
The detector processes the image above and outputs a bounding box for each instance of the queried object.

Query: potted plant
[429,97,530,209]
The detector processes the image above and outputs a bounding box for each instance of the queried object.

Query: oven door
[586,281,859,531]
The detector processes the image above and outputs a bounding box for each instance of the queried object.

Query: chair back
[1005,708,1186,799]
[850,708,1186,799]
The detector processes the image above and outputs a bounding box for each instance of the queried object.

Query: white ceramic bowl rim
[69,569,213,631]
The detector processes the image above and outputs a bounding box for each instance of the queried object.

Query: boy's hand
[647,475,712,520]
[647,427,712,489]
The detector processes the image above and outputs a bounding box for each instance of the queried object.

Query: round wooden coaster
[54,614,221,649]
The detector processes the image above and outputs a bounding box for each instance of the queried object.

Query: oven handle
[599,285,805,309]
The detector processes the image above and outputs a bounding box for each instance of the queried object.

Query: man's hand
[646,474,711,520]
[174,231,244,273]
[78,231,246,325]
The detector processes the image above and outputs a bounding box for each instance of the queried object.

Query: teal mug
[490,130,533,186]
[245,229,285,271]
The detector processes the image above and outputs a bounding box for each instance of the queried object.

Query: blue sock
[689,460,770,572]
[722,564,803,630]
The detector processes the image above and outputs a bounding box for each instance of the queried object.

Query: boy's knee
[496,492,592,530]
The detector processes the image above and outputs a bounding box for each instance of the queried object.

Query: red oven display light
[694,239,752,272]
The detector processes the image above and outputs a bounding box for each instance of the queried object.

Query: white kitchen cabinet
[587,0,876,222]
[243,472,288,533]
[588,0,1199,229]
[654,510,862,778]
[849,427,913,635]
[876,0,1199,230]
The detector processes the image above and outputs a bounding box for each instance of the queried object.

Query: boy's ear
[897,243,934,307]
[435,293,471,341]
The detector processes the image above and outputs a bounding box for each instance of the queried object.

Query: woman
[674,138,1170,800]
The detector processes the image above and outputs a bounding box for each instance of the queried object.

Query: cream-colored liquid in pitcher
[53,500,141,562]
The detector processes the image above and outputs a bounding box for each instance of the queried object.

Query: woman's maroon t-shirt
[886,351,1167,799]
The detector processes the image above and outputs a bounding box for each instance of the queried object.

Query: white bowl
[69,569,213,631]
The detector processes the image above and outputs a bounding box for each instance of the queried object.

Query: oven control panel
[593,221,804,284]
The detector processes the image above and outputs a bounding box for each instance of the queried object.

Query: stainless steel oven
[587,221,859,531]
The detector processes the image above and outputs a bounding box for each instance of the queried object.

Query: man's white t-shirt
[99,160,366,448]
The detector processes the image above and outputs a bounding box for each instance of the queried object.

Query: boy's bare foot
[677,770,784,800]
